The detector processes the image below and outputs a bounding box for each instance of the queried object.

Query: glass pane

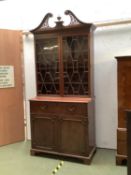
[35,38,59,95]
[63,35,88,95]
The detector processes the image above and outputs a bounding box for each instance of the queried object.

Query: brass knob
[68,106,75,112]
[40,105,47,110]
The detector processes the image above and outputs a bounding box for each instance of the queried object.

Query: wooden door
[0,29,25,145]
[59,115,88,156]
[31,114,56,151]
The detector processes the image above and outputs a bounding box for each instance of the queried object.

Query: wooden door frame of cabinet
[58,34,64,96]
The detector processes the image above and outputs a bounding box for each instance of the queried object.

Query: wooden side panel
[127,111,131,175]
[0,29,24,145]
[115,56,131,164]
[117,128,127,155]
[118,60,131,128]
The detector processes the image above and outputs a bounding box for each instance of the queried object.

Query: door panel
[60,117,88,155]
[62,35,89,95]
[0,29,24,145]
[31,114,56,150]
[35,37,60,95]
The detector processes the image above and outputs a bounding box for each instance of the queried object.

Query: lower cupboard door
[59,117,88,156]
[31,115,56,151]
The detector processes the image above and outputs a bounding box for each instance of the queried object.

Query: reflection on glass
[63,35,89,95]
[35,38,59,95]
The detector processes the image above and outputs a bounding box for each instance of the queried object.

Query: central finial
[57,16,61,21]
[55,16,64,28]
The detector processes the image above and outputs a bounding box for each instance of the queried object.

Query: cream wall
[23,34,36,139]
[23,24,131,149]
[94,24,131,148]
[0,0,131,30]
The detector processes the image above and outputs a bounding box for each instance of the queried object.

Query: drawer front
[59,103,87,115]
[30,101,87,115]
[30,101,57,114]
[117,129,127,155]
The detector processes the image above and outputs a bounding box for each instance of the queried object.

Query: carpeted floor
[0,141,127,175]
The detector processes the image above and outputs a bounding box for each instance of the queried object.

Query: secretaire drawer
[30,101,57,114]
[30,100,87,115]
[59,103,87,115]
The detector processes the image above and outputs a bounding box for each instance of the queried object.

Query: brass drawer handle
[40,105,47,110]
[68,106,75,112]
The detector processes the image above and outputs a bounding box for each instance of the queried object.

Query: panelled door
[0,29,25,145]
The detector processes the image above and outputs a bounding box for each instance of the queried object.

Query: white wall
[23,34,36,139]
[94,24,131,148]
[0,0,131,30]
[23,23,131,149]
